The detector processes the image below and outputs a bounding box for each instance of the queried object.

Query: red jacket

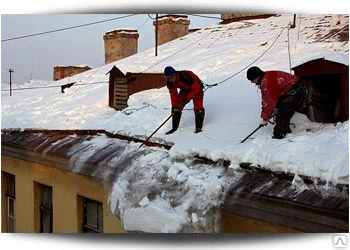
[167,70,202,107]
[260,71,299,120]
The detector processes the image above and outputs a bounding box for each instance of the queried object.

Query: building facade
[1,130,125,233]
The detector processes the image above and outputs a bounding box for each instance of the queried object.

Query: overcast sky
[1,14,222,84]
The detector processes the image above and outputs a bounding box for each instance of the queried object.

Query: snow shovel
[138,104,186,149]
[138,113,173,149]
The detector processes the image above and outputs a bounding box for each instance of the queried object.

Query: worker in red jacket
[163,66,205,134]
[246,66,307,139]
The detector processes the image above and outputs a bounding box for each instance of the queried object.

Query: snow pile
[1,14,349,233]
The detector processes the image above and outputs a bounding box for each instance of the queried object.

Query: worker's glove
[259,120,268,127]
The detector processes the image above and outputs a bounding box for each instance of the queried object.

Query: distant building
[53,65,91,81]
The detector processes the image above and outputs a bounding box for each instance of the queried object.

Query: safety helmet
[246,66,264,81]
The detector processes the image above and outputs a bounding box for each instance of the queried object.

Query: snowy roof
[1,14,349,233]
[2,14,348,183]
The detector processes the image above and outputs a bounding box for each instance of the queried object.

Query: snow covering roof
[2,14,349,233]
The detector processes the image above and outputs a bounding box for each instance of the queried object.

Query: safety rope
[141,30,214,73]
[202,25,291,92]
[120,102,157,115]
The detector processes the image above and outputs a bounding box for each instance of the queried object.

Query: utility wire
[147,14,220,20]
[1,14,137,42]
[188,14,222,20]
[1,81,108,92]
[147,14,159,20]
[137,16,150,31]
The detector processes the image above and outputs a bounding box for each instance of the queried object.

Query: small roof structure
[107,66,165,110]
[292,57,348,77]
[292,57,349,122]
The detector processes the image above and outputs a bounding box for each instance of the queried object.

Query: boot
[194,109,205,133]
[165,110,181,135]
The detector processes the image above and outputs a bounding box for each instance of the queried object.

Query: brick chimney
[53,65,91,81]
[103,29,139,64]
[153,14,190,46]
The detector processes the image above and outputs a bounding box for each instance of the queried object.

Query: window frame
[82,198,103,233]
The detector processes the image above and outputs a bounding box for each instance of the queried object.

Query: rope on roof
[203,25,291,92]
[140,30,214,73]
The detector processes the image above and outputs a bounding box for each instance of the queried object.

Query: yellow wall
[1,155,126,233]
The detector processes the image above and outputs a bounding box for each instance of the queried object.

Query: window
[7,196,15,233]
[78,196,103,233]
[2,172,15,233]
[34,182,53,233]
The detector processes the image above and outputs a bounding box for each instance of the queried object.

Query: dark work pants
[274,81,307,138]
